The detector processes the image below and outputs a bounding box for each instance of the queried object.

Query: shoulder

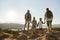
[49,10,52,13]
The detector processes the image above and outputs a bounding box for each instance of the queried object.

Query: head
[46,8,49,11]
[27,10,30,13]
[39,18,42,21]
[33,17,35,20]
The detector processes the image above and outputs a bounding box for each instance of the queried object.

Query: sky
[0,0,60,24]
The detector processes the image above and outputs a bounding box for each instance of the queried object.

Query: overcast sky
[0,0,60,24]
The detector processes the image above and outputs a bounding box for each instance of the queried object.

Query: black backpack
[25,13,31,20]
[46,11,53,18]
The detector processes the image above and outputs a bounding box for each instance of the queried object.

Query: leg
[33,25,36,34]
[27,22,30,31]
[24,21,27,30]
[47,21,52,33]
[40,28,43,34]
[47,21,50,33]
[49,21,52,32]
[33,28,36,34]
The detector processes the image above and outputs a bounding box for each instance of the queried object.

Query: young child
[37,18,44,33]
[31,17,37,34]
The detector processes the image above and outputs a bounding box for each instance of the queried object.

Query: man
[44,8,53,33]
[24,10,31,31]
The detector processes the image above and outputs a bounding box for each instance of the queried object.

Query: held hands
[37,24,39,27]
[44,19,46,24]
[43,22,46,24]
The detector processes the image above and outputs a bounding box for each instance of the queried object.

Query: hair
[46,8,49,11]
[33,17,35,19]
[27,10,30,13]
[39,18,42,21]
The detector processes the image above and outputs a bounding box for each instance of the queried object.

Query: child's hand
[44,22,46,24]
[37,24,38,27]
[43,22,45,24]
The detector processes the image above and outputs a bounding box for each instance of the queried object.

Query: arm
[30,13,31,20]
[44,13,46,23]
[31,20,33,24]
[24,14,26,20]
[42,21,46,24]
[37,22,39,27]
[41,21,44,24]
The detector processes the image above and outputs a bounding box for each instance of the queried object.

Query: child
[31,17,37,34]
[37,18,44,33]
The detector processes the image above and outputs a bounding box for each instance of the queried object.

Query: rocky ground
[0,29,60,40]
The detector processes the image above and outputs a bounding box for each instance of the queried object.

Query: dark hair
[39,18,42,21]
[27,10,30,12]
[45,8,53,18]
[46,8,49,10]
[33,17,35,19]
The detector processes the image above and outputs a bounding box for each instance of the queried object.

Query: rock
[17,34,27,40]
[41,33,58,40]
[29,34,40,39]
[0,34,9,40]
[36,37,42,40]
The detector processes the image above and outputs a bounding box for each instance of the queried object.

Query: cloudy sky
[0,0,60,24]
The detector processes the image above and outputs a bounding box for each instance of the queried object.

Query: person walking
[44,8,53,33]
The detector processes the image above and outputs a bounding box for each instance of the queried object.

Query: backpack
[46,11,53,18]
[25,13,31,20]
